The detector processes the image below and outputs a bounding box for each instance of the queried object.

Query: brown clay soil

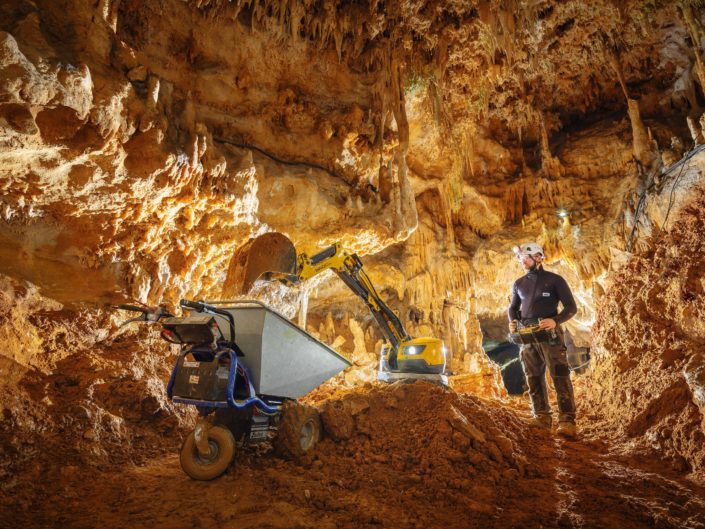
[581,186,705,478]
[3,381,705,529]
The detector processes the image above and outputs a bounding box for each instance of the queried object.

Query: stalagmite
[627,98,660,170]
[3,1,705,526]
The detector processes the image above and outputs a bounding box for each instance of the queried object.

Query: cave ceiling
[0,0,704,353]
[4,3,705,515]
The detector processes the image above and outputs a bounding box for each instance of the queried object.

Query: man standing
[508,242,578,438]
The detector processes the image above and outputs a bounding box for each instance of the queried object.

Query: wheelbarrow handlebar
[180,299,207,311]
[179,300,237,343]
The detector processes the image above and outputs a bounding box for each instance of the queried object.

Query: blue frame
[167,348,280,414]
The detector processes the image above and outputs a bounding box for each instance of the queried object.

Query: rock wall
[1,0,705,483]
[0,0,419,308]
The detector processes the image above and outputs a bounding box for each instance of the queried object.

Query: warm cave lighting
[8,0,705,526]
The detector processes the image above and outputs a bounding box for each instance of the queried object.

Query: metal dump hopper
[196,300,351,399]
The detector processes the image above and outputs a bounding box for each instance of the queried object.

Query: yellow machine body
[392,337,447,374]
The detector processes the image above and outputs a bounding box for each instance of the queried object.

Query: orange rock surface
[1,1,705,527]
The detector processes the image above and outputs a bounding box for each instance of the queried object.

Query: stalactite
[390,57,418,236]
[607,47,630,100]
[517,125,526,172]
[503,179,528,223]
[439,181,457,250]
[538,113,563,178]
[680,3,705,90]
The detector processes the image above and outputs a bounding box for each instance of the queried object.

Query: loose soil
[3,382,705,529]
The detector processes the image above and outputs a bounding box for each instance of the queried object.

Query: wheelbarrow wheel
[180,425,236,480]
[274,401,321,461]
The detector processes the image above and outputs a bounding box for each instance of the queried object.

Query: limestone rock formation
[2,1,705,526]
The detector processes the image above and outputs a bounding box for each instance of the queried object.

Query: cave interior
[1,1,705,528]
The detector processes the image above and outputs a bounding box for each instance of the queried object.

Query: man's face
[518,253,542,271]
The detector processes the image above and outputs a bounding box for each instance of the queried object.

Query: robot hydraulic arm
[287,244,410,351]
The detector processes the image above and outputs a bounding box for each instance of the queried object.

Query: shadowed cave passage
[1,1,705,528]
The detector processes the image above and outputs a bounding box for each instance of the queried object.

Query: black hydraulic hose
[356,264,411,343]
[117,304,149,313]
[336,270,410,350]
[310,245,337,265]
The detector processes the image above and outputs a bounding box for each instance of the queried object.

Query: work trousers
[519,329,576,423]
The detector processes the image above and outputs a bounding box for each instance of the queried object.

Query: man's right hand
[509,320,518,332]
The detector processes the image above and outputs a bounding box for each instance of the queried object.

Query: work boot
[557,421,577,439]
[527,415,552,429]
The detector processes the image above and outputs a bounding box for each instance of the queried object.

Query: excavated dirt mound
[582,186,705,479]
[0,329,191,520]
[4,381,705,529]
[317,382,530,495]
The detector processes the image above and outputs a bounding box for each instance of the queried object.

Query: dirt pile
[583,185,705,480]
[0,319,191,515]
[303,382,533,526]
[5,380,540,528]
[323,381,528,468]
[7,380,705,529]
[6,377,536,528]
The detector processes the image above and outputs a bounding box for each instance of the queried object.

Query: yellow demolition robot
[224,234,448,380]
[289,244,448,376]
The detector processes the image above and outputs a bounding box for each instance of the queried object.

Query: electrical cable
[569,359,592,372]
[625,143,705,252]
[625,162,661,253]
[213,136,344,181]
[659,143,705,232]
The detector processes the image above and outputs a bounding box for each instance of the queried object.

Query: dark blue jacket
[508,267,577,324]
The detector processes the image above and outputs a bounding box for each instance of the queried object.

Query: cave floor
[7,419,705,529]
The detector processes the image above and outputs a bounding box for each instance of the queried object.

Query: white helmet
[513,242,544,258]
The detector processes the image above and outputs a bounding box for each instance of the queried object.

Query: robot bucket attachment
[222,232,298,297]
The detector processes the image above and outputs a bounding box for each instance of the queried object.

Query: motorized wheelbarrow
[117,299,351,480]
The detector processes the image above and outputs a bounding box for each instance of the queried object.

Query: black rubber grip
[117,304,148,313]
[180,299,206,311]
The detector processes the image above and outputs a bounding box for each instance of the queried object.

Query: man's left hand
[538,318,557,330]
